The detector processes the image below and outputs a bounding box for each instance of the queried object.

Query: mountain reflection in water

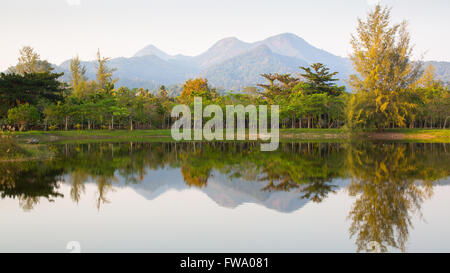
[0,142,449,252]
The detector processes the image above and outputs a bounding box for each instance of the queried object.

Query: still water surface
[1,142,449,252]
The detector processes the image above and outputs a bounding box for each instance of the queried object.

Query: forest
[0,5,448,133]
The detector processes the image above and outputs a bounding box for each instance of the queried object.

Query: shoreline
[3,128,449,144]
[1,129,448,162]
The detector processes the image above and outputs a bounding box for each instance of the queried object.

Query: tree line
[0,4,448,132]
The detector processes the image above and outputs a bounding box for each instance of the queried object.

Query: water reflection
[0,160,64,211]
[0,141,449,252]
[347,143,445,252]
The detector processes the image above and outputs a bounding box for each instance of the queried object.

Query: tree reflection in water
[0,141,448,252]
[0,160,64,211]
[347,142,448,252]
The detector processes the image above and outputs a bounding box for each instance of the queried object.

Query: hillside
[204,45,308,90]
[425,61,450,85]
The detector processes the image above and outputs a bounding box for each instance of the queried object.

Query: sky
[1,0,449,71]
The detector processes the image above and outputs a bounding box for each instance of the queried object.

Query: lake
[0,141,449,253]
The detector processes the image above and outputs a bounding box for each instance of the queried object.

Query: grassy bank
[0,134,54,161]
[363,129,450,143]
[10,129,173,143]
[5,128,450,143]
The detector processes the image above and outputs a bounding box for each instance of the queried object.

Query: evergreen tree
[95,49,117,90]
[348,4,423,129]
[300,63,344,96]
[300,63,337,87]
[70,56,88,97]
[0,72,65,116]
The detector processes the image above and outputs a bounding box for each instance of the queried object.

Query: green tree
[300,63,343,96]
[348,4,422,129]
[43,103,64,130]
[0,72,65,117]
[115,87,136,130]
[7,104,40,131]
[97,95,128,130]
[411,64,450,129]
[258,73,297,102]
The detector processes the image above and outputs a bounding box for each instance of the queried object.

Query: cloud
[66,0,81,6]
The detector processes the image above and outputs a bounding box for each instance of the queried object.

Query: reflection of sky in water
[1,166,450,253]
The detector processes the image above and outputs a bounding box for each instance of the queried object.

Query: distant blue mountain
[133,44,173,60]
[203,45,309,90]
[53,33,449,92]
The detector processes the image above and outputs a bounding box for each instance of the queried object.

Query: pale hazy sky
[1,0,449,71]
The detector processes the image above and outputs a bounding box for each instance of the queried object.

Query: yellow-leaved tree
[179,77,215,104]
[347,4,423,130]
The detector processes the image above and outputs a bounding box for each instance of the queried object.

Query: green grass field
[11,129,173,137]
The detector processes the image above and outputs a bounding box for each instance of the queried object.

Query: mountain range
[54,33,450,93]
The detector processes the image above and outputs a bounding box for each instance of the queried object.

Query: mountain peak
[214,37,243,45]
[255,33,344,67]
[206,37,250,53]
[271,32,304,40]
[194,37,252,68]
[134,44,172,60]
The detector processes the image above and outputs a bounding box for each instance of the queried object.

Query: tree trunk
[328,120,335,129]
[130,118,133,131]
[110,115,114,130]
[65,116,69,131]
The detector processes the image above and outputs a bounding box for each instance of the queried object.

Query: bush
[0,132,28,159]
